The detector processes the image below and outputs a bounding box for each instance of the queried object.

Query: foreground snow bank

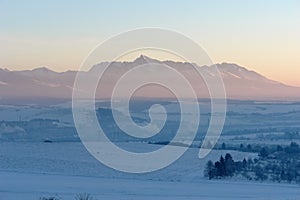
[1,171,300,200]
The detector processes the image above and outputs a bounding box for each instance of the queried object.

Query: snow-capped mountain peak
[0,56,299,101]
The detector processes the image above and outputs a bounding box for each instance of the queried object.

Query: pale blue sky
[1,0,300,85]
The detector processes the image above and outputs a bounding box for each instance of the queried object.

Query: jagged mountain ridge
[0,55,299,101]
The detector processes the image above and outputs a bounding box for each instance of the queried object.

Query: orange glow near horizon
[1,1,299,87]
[1,44,299,87]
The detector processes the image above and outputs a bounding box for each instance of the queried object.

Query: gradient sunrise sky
[1,0,299,86]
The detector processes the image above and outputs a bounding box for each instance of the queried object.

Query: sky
[0,0,300,86]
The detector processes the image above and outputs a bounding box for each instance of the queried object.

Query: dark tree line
[205,153,236,179]
[219,139,300,156]
[205,142,300,183]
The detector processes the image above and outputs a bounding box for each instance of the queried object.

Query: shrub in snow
[39,196,61,200]
[75,193,95,200]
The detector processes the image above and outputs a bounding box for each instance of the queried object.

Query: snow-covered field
[0,142,256,181]
[2,170,300,200]
[1,100,300,199]
[0,141,299,200]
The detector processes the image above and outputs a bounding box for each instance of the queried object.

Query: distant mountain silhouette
[1,55,299,101]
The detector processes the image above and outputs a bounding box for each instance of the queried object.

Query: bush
[75,193,95,200]
[39,197,61,200]
[39,193,96,200]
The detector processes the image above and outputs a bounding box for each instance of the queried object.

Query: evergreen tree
[214,161,224,177]
[240,144,244,150]
[255,165,267,181]
[220,156,226,175]
[242,158,247,170]
[225,153,235,176]
[276,145,283,152]
[247,144,252,151]
[259,147,269,158]
[280,169,285,181]
[222,142,226,150]
[205,160,215,179]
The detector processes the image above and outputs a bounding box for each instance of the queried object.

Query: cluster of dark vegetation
[219,132,299,154]
[205,142,300,183]
[222,127,300,136]
[40,193,95,200]
[39,197,61,200]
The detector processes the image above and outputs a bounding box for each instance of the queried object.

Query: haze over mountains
[0,55,299,102]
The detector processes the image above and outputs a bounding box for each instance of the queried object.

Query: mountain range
[1,55,299,102]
